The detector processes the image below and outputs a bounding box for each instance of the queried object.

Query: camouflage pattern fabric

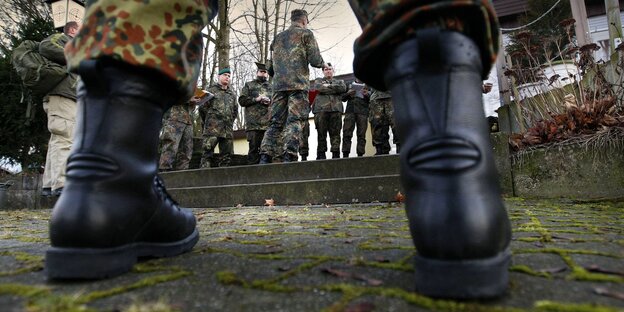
[314,112,342,154]
[64,0,218,98]
[342,83,370,156]
[311,78,347,113]
[260,90,309,158]
[246,130,265,164]
[200,136,233,168]
[270,24,325,92]
[299,118,310,157]
[342,113,369,156]
[159,106,193,171]
[238,78,272,131]
[369,91,396,154]
[200,83,237,138]
[348,0,499,91]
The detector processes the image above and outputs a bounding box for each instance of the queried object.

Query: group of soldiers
[158,63,400,171]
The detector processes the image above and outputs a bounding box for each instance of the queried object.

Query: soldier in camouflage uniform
[200,68,237,168]
[239,63,271,164]
[259,9,327,163]
[368,90,398,155]
[48,0,218,279]
[341,79,370,157]
[158,97,196,171]
[312,64,347,159]
[348,0,511,299]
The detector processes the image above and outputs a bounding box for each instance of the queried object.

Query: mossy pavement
[0,198,623,311]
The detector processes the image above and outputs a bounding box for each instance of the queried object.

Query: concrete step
[162,154,402,208]
[160,154,400,188]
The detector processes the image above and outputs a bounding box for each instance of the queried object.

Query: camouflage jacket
[200,83,237,138]
[342,83,370,115]
[164,102,194,125]
[370,90,392,102]
[312,78,347,113]
[271,24,325,92]
[39,33,77,100]
[238,78,272,131]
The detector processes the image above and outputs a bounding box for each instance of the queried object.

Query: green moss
[216,270,247,286]
[346,225,379,229]
[237,239,279,245]
[0,283,49,297]
[509,265,551,278]
[79,271,191,303]
[535,300,621,312]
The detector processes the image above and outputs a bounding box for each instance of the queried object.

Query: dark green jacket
[312,78,346,114]
[238,78,272,131]
[200,83,237,138]
[39,33,77,100]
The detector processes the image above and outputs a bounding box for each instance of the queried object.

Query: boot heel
[414,248,511,299]
[46,245,137,279]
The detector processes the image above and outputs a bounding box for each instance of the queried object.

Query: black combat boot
[316,152,326,160]
[259,154,272,164]
[46,60,199,279]
[384,29,511,299]
[300,155,308,161]
[343,152,349,158]
[282,152,294,163]
[332,151,340,159]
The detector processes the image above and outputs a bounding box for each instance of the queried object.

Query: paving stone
[0,199,623,311]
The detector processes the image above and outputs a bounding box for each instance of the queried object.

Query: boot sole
[414,248,511,299]
[45,229,199,280]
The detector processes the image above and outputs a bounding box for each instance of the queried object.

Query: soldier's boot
[282,152,295,163]
[384,29,511,298]
[342,152,349,158]
[316,152,326,160]
[300,155,308,161]
[259,154,272,164]
[332,151,340,159]
[374,146,384,155]
[46,60,198,279]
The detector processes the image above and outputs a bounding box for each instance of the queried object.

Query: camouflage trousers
[342,113,369,156]
[314,112,342,154]
[369,98,397,155]
[246,130,265,165]
[260,90,309,158]
[348,0,499,90]
[201,136,233,168]
[300,119,310,157]
[159,120,193,171]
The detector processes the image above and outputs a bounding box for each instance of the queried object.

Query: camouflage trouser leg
[348,0,499,90]
[314,113,329,154]
[342,113,356,154]
[200,135,218,168]
[246,130,265,165]
[314,112,342,154]
[354,114,369,156]
[218,138,233,167]
[328,112,342,153]
[65,0,219,97]
[261,90,309,158]
[299,119,310,157]
[371,121,391,155]
[159,120,190,170]
[174,123,194,170]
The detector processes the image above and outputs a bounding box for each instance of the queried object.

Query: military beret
[218,68,231,75]
[291,9,308,21]
[255,62,267,71]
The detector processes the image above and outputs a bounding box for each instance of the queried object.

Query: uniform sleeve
[304,31,324,68]
[231,96,238,123]
[39,34,68,66]
[238,83,255,107]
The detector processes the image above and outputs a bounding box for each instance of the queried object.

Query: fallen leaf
[264,198,275,207]
[537,266,567,274]
[353,273,384,286]
[236,203,243,208]
[321,267,351,279]
[585,265,624,276]
[395,191,405,203]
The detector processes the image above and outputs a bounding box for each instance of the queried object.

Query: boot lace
[154,175,180,210]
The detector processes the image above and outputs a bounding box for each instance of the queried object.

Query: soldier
[48,0,218,279]
[312,63,347,159]
[368,89,398,155]
[239,63,271,164]
[341,78,370,158]
[40,21,79,197]
[199,68,238,168]
[158,96,197,171]
[259,9,327,163]
[348,0,511,299]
